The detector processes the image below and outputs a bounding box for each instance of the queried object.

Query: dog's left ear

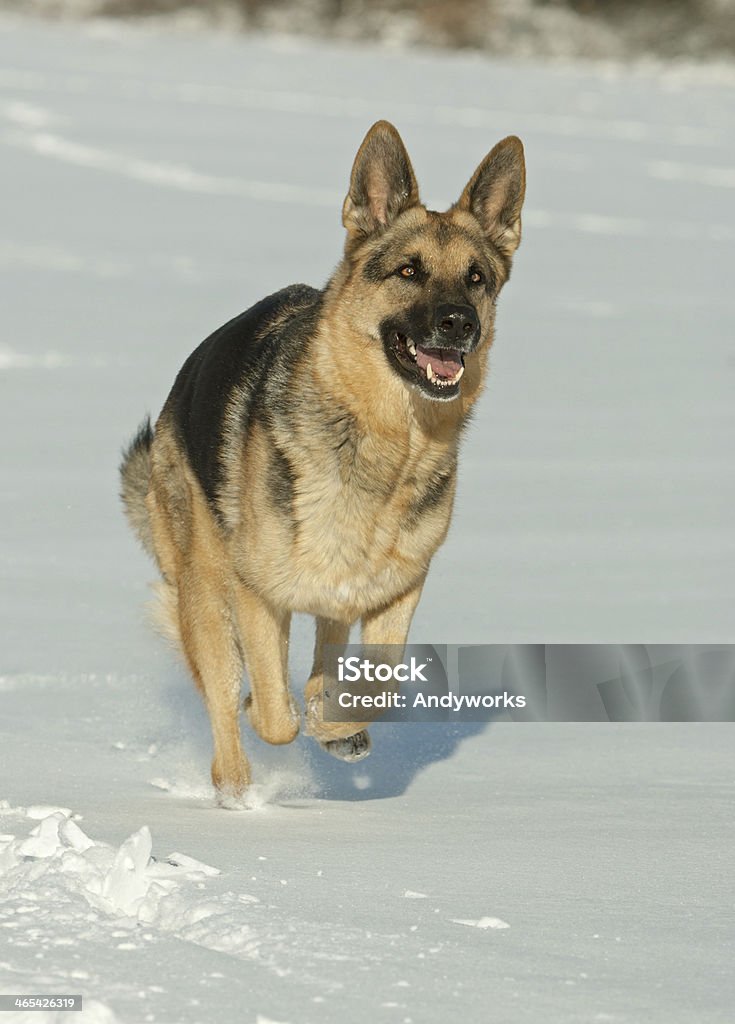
[455,136,526,259]
[342,121,420,244]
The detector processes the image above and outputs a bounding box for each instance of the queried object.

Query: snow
[0,13,734,1024]
[451,916,511,930]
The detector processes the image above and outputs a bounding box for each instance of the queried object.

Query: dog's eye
[469,267,485,285]
[398,264,416,279]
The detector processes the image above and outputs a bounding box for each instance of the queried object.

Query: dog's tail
[120,416,155,559]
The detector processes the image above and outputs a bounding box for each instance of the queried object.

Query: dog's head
[334,120,525,403]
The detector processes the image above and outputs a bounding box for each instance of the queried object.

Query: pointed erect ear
[342,121,420,243]
[455,136,526,259]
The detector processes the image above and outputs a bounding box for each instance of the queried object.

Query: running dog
[120,120,526,802]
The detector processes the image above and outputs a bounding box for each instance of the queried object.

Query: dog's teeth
[407,341,417,357]
[454,365,465,382]
[426,362,434,382]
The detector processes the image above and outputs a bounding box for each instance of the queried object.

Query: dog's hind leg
[234,585,299,747]
[304,617,371,762]
[177,560,250,805]
[146,428,251,802]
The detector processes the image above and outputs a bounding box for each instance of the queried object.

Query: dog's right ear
[342,121,420,244]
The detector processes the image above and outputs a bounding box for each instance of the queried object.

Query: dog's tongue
[415,345,462,379]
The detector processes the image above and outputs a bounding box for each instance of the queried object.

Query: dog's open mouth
[391,331,465,397]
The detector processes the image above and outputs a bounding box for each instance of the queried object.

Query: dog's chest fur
[235,406,457,621]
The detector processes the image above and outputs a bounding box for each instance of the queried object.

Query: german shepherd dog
[120,121,525,803]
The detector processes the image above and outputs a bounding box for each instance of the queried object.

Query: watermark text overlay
[320,645,735,722]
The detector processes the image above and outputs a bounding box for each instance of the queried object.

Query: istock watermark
[321,644,735,723]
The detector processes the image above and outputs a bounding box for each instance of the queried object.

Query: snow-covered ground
[0,15,733,1024]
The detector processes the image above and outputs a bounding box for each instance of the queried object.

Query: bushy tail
[120,416,155,559]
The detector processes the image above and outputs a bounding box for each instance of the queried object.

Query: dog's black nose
[434,304,479,346]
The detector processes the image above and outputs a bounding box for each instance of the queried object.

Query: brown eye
[469,267,484,285]
[399,264,416,278]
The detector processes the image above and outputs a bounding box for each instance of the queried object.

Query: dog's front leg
[234,584,299,747]
[304,616,371,761]
[361,575,427,650]
[304,617,359,746]
[305,578,426,762]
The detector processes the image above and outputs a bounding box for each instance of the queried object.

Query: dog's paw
[319,730,371,762]
[215,788,251,811]
[212,763,251,809]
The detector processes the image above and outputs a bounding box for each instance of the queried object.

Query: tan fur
[120,121,526,801]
